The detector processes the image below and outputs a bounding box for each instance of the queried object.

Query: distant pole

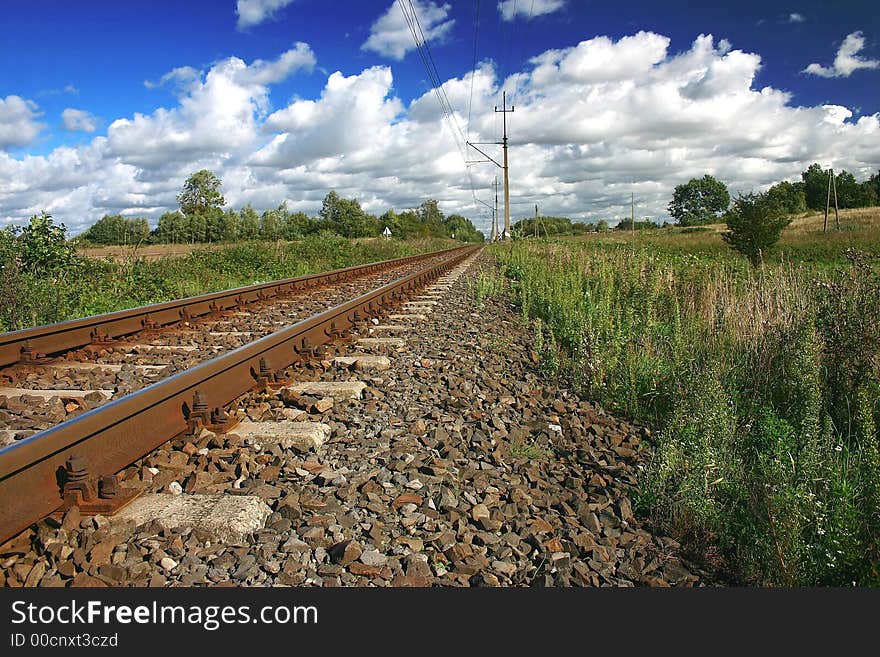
[824,168,833,233]
[495,91,514,239]
[631,191,635,237]
[832,170,840,230]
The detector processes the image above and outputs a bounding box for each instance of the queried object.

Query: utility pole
[631,192,635,237]
[824,168,840,233]
[494,176,499,242]
[496,91,514,239]
[466,92,514,238]
[824,168,832,233]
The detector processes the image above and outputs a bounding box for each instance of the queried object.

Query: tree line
[78,170,485,245]
[669,164,879,227]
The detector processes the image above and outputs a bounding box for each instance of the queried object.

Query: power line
[466,0,481,143]
[508,0,536,109]
[397,0,486,221]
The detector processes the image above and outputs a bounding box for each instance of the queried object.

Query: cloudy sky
[1,0,878,235]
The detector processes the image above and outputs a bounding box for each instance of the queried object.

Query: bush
[493,241,880,585]
[722,193,791,267]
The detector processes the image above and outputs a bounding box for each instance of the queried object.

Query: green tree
[834,170,872,209]
[220,208,240,241]
[668,175,730,226]
[869,171,880,203]
[801,163,829,210]
[153,211,187,243]
[177,170,225,217]
[81,215,150,245]
[318,191,344,233]
[418,199,444,233]
[239,205,260,240]
[862,181,879,208]
[14,212,77,275]
[721,193,791,268]
[282,211,315,239]
[596,219,610,232]
[260,209,281,240]
[766,180,806,214]
[443,213,484,242]
[318,191,376,237]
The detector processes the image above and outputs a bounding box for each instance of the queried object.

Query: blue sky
[1,0,878,234]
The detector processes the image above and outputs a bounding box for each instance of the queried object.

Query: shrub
[722,193,791,267]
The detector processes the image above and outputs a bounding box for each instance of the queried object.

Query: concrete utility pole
[631,192,635,236]
[496,91,514,239]
[494,176,499,242]
[466,92,514,240]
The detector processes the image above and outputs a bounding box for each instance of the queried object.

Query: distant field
[77,242,221,262]
[569,207,880,264]
[76,236,455,263]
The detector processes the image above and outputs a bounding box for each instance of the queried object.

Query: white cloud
[236,0,295,29]
[111,44,315,167]
[0,96,45,150]
[788,13,805,23]
[61,108,99,133]
[499,0,565,21]
[804,31,879,78]
[233,42,315,85]
[1,32,878,237]
[144,66,202,93]
[362,1,454,60]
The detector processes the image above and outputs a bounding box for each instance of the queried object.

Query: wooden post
[824,168,833,233]
[832,171,840,230]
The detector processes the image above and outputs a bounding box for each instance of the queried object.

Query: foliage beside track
[489,239,880,585]
[0,214,453,331]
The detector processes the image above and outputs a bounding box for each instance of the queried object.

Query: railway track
[0,245,477,545]
[0,245,701,588]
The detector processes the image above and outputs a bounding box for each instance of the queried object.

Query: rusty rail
[0,245,478,543]
[0,246,469,367]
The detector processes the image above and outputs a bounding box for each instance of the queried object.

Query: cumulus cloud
[788,13,805,23]
[61,108,99,133]
[236,0,295,29]
[111,44,315,167]
[804,31,879,78]
[144,66,202,93]
[1,32,879,236]
[0,95,45,149]
[233,42,315,85]
[362,1,454,60]
[498,0,565,21]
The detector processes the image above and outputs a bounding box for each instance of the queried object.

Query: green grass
[568,207,880,268]
[509,441,553,460]
[0,234,454,331]
[491,232,880,586]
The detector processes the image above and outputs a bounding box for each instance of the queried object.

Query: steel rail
[0,246,470,368]
[0,246,479,544]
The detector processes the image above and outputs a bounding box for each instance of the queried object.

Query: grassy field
[1,235,456,332]
[76,236,431,263]
[483,210,880,585]
[575,207,880,265]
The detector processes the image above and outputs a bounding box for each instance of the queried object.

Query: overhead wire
[397,0,485,221]
[466,0,481,144]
